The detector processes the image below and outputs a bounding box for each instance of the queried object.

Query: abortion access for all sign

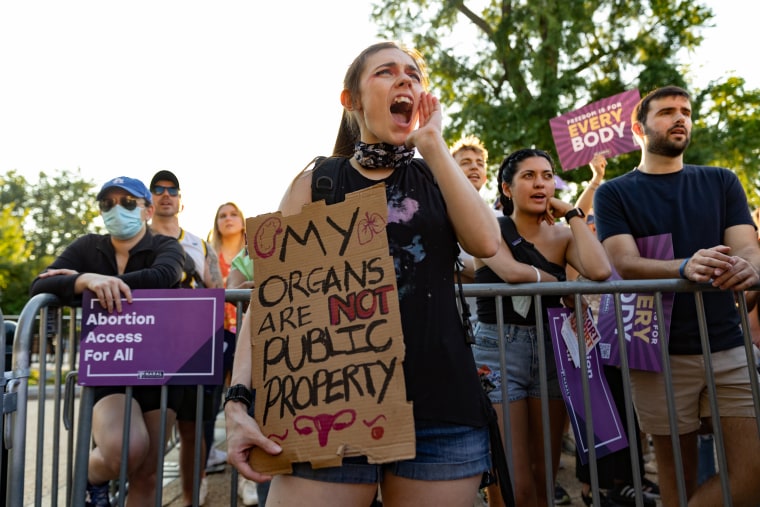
[79,288,224,385]
[246,183,415,474]
[549,89,641,171]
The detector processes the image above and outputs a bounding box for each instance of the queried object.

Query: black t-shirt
[594,165,754,354]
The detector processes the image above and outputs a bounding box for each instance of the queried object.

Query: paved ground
[161,413,238,507]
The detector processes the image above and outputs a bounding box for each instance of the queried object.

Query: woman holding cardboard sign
[472,148,611,507]
[225,41,501,506]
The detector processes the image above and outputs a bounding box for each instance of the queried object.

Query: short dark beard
[643,124,690,157]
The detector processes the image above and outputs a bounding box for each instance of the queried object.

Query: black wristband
[224,384,252,409]
[564,208,586,222]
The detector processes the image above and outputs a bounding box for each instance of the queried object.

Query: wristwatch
[224,384,252,409]
[564,208,586,222]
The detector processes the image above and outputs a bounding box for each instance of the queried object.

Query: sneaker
[205,447,227,473]
[581,490,621,507]
[238,477,259,506]
[206,447,227,466]
[608,484,655,507]
[555,483,571,505]
[641,477,660,499]
[198,477,208,506]
[85,481,111,507]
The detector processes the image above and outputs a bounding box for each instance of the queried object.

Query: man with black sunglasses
[149,169,224,506]
[31,175,186,507]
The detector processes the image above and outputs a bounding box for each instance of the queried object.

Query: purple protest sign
[596,233,674,372]
[548,307,628,465]
[549,89,641,171]
[79,288,224,386]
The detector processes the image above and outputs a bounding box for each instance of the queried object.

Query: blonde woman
[209,202,246,332]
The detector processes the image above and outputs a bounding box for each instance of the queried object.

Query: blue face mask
[102,205,144,240]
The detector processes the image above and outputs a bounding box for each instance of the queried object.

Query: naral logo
[138,370,164,379]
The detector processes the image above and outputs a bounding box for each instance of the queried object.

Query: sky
[1,1,757,238]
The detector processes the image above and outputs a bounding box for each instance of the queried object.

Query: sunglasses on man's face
[151,185,179,197]
[98,196,142,212]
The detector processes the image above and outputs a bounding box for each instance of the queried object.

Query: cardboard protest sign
[548,307,628,465]
[549,89,641,171]
[79,288,224,385]
[596,233,674,372]
[246,184,415,474]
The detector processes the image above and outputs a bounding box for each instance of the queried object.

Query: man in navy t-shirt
[594,85,760,506]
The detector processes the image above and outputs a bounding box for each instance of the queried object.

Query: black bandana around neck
[354,141,415,169]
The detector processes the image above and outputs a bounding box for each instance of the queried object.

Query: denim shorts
[472,321,562,404]
[289,421,491,483]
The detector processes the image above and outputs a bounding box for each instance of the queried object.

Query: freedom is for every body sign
[596,233,675,372]
[79,288,224,385]
[549,89,641,171]
[247,184,414,474]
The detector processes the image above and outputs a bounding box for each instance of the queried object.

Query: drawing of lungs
[357,212,386,245]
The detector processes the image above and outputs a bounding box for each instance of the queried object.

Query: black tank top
[476,216,566,325]
[312,157,488,427]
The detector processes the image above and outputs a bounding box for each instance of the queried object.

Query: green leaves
[0,168,102,313]
[370,0,760,205]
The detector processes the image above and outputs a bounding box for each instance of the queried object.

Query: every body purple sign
[549,89,641,171]
[79,288,224,386]
[596,233,674,372]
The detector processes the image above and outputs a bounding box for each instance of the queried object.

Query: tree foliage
[0,169,102,313]
[690,78,760,208]
[370,0,760,203]
[0,169,103,260]
[0,206,32,283]
[0,203,42,314]
[28,170,104,258]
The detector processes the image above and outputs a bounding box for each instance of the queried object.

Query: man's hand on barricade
[75,273,132,313]
[712,255,760,291]
[683,246,734,284]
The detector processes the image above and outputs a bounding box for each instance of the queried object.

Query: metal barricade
[3,283,759,506]
[2,290,251,507]
[1,308,9,507]
[464,279,760,507]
